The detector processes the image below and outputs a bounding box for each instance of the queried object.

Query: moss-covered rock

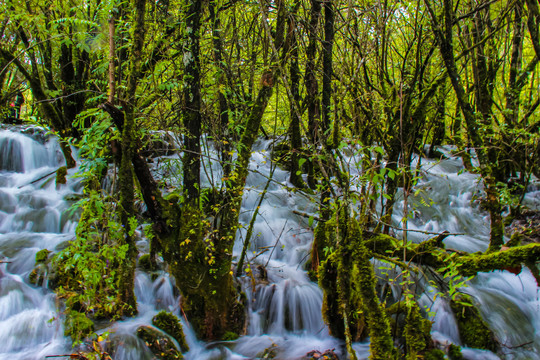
[447,344,464,360]
[424,349,446,360]
[136,325,183,360]
[222,331,239,341]
[138,254,158,272]
[64,310,95,342]
[29,265,47,286]
[152,311,189,353]
[35,249,51,263]
[450,295,496,351]
[56,166,67,186]
[29,249,51,287]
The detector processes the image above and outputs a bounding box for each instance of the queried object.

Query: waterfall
[1,127,540,359]
[0,126,76,360]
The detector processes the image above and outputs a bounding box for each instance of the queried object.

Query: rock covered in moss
[138,254,158,272]
[424,349,446,360]
[222,331,239,341]
[450,295,496,351]
[304,349,339,359]
[29,249,51,286]
[404,302,433,358]
[448,344,464,359]
[136,325,183,359]
[29,265,47,286]
[56,166,67,186]
[35,249,51,263]
[152,311,189,352]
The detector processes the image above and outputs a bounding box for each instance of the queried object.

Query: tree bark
[182,0,203,204]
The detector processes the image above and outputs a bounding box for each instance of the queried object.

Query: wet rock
[29,265,47,286]
[304,349,339,359]
[56,166,67,186]
[256,342,278,359]
[29,249,51,286]
[450,295,496,352]
[152,311,189,352]
[136,325,183,359]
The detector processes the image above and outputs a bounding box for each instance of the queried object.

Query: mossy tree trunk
[287,1,303,188]
[209,0,232,179]
[304,0,322,190]
[182,0,202,205]
[319,206,395,359]
[116,0,148,316]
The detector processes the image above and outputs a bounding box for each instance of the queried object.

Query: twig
[265,219,288,268]
[19,169,57,188]
[292,210,321,223]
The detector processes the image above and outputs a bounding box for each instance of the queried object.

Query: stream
[0,125,539,359]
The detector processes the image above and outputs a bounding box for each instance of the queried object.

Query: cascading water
[1,126,540,359]
[0,126,77,360]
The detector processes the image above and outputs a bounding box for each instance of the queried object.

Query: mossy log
[364,232,540,278]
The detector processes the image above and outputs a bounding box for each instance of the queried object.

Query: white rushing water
[1,127,539,359]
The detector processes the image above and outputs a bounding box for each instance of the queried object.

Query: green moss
[222,331,239,341]
[450,295,496,351]
[319,253,346,339]
[64,310,94,342]
[56,166,67,185]
[138,254,158,272]
[458,243,540,276]
[448,344,464,360]
[319,213,396,359]
[164,203,246,341]
[424,349,446,360]
[29,267,41,286]
[137,325,183,359]
[35,249,51,264]
[152,311,189,353]
[404,303,432,358]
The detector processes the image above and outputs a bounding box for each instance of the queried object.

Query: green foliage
[64,310,95,344]
[72,109,118,185]
[53,190,136,342]
[437,253,473,302]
